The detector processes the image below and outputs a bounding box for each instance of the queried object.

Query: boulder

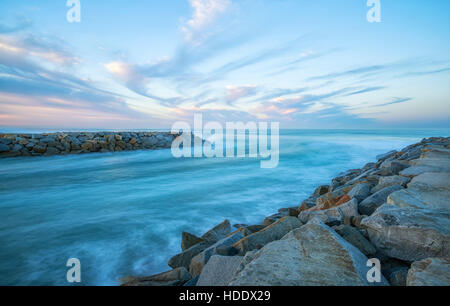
[232,217,302,255]
[346,168,381,187]
[361,204,450,262]
[299,196,318,213]
[0,143,10,152]
[387,267,409,286]
[299,198,359,225]
[169,220,232,269]
[315,188,351,210]
[45,147,60,156]
[243,225,266,234]
[376,150,397,161]
[402,148,450,175]
[278,207,300,217]
[387,172,450,211]
[359,185,404,216]
[201,220,231,242]
[400,166,441,177]
[313,185,329,196]
[196,255,244,286]
[352,215,369,229]
[168,241,213,269]
[32,145,47,154]
[121,267,191,286]
[11,144,23,152]
[0,138,12,145]
[181,232,204,251]
[229,219,389,286]
[190,232,244,276]
[398,146,422,161]
[329,169,362,191]
[371,176,411,193]
[263,212,288,226]
[348,183,371,202]
[407,258,450,286]
[333,225,377,256]
[379,160,410,176]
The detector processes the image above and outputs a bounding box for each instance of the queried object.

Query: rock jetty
[120,136,448,286]
[0,131,183,158]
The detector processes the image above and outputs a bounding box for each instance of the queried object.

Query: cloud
[0,34,144,127]
[225,85,258,102]
[343,86,386,97]
[373,97,413,107]
[308,64,388,82]
[0,34,80,66]
[105,61,149,95]
[182,0,231,42]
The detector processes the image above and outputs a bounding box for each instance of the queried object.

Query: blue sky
[0,0,449,129]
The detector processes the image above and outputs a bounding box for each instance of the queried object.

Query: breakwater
[0,132,180,158]
[123,136,450,286]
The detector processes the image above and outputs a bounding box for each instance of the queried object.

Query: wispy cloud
[0,33,144,127]
[373,97,413,107]
[225,85,258,103]
[182,0,231,43]
[343,86,386,97]
[0,34,80,66]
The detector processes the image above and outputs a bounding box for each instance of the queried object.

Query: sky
[0,0,449,130]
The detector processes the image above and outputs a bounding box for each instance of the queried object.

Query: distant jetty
[122,137,450,286]
[0,132,181,158]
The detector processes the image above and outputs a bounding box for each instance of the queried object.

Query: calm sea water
[0,129,448,285]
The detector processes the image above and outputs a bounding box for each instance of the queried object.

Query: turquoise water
[0,129,448,285]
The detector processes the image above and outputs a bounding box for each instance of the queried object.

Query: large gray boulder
[371,176,411,193]
[299,198,359,225]
[407,258,450,286]
[348,183,371,202]
[379,160,410,176]
[359,185,404,216]
[229,219,389,286]
[387,172,450,211]
[201,220,232,242]
[190,232,244,276]
[197,255,244,286]
[400,147,450,177]
[361,204,450,262]
[232,217,302,255]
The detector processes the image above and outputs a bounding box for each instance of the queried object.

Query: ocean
[0,129,448,285]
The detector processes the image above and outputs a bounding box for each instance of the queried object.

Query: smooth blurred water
[0,129,448,285]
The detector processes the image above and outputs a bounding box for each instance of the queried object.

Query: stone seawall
[0,132,181,158]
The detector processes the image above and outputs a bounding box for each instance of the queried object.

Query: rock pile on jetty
[0,132,180,158]
[123,137,450,286]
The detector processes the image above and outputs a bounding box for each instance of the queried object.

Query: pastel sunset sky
[0,0,449,129]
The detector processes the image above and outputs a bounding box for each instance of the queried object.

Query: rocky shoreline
[122,137,450,286]
[0,131,182,158]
